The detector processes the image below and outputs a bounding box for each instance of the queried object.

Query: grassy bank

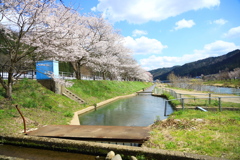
[68,80,151,105]
[149,87,240,159]
[144,110,240,160]
[0,79,151,135]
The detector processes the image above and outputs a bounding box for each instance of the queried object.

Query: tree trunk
[6,83,12,100]
[6,68,14,100]
[102,72,106,80]
[71,61,82,80]
[75,70,82,80]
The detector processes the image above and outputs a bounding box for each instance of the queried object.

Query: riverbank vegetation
[0,79,151,134]
[144,110,240,160]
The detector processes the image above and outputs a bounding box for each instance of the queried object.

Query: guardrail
[153,87,240,115]
[163,96,240,116]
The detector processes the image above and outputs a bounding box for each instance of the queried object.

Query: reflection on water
[79,94,173,126]
[202,85,240,94]
[0,144,103,160]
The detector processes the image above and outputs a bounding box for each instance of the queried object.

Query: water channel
[200,85,240,94]
[79,89,173,126]
[0,144,104,160]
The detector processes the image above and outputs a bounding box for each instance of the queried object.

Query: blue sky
[63,0,240,71]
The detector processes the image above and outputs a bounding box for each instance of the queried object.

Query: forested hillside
[150,49,240,80]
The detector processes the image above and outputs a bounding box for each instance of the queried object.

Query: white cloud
[140,40,239,70]
[212,18,228,25]
[198,40,239,54]
[132,29,148,37]
[91,7,97,12]
[224,26,240,38]
[140,55,182,69]
[124,36,167,55]
[174,19,195,30]
[93,0,220,24]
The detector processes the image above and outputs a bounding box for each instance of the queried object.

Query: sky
[63,0,240,71]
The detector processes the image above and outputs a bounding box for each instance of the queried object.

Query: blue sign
[36,60,59,80]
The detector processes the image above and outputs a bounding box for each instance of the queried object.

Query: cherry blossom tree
[87,31,129,80]
[68,15,118,80]
[0,0,78,99]
[0,0,152,100]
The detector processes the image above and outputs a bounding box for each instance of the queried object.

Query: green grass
[0,79,151,135]
[162,92,181,106]
[144,110,240,159]
[68,80,151,105]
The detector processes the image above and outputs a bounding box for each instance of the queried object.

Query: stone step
[62,88,85,104]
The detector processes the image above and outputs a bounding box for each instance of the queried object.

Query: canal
[79,87,173,126]
[0,144,104,160]
[1,85,172,159]
[201,85,240,94]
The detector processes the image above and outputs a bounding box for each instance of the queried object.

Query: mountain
[149,66,179,78]
[149,49,240,80]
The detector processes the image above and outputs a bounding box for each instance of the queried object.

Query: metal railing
[153,87,240,115]
[0,70,36,80]
[0,70,104,81]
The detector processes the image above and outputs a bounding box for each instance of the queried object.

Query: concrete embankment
[0,134,225,160]
[70,93,137,125]
[70,85,156,125]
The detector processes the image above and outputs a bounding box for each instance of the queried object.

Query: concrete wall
[37,80,63,94]
[70,93,137,125]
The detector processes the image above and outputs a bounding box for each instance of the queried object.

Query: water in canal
[79,94,173,126]
[201,85,240,94]
[0,144,104,160]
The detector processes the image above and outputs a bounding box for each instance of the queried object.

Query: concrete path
[144,84,156,92]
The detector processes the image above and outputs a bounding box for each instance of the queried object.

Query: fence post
[218,97,222,111]
[164,101,167,116]
[181,98,184,110]
[94,103,97,111]
[209,93,211,105]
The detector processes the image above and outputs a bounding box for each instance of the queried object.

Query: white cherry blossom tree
[0,0,78,99]
[0,0,152,100]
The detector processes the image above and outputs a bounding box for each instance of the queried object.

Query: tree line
[0,0,152,99]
